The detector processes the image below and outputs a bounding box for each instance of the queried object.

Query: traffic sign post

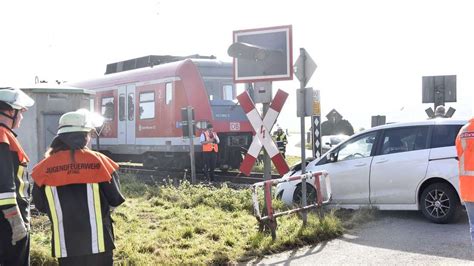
[293,48,317,225]
[228,26,294,227]
[294,50,317,87]
[237,89,290,177]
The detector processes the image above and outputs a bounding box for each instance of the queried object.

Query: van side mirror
[328,152,337,162]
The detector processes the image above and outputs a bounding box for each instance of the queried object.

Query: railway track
[117,163,281,186]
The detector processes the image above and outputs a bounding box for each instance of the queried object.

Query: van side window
[381,126,428,155]
[337,132,377,161]
[431,125,463,148]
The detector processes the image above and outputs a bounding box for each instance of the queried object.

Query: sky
[1,0,473,132]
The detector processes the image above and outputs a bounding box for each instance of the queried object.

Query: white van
[276,119,466,223]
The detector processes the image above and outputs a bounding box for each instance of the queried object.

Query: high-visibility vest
[202,131,218,152]
[456,118,474,202]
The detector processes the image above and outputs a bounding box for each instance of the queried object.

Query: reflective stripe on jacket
[32,174,125,258]
[202,131,218,152]
[456,118,474,202]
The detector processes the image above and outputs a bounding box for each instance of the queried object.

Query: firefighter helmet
[57,109,104,134]
[0,87,34,110]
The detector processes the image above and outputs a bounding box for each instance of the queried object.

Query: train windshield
[203,79,235,101]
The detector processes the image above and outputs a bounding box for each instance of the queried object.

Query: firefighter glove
[2,206,28,245]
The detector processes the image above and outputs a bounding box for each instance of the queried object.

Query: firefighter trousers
[0,227,30,266]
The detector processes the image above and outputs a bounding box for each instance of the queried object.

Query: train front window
[203,79,235,101]
[223,84,233,101]
[101,97,115,121]
[139,92,155,119]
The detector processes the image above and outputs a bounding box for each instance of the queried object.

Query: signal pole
[186,106,196,184]
[298,48,308,225]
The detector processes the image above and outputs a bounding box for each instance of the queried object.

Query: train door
[118,84,136,144]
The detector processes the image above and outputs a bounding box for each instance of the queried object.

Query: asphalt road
[285,133,311,157]
[251,210,474,265]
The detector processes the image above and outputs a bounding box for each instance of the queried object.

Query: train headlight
[228,135,249,147]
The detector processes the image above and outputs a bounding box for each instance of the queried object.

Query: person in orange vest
[200,123,220,182]
[456,118,474,247]
[31,109,125,266]
[0,87,34,266]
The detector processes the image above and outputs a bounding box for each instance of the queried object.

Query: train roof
[68,59,232,89]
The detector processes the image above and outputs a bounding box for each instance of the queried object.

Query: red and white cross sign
[237,89,290,176]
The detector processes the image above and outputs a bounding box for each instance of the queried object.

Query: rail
[251,171,332,239]
[117,165,281,185]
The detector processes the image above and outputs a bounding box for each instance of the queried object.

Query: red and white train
[70,55,253,170]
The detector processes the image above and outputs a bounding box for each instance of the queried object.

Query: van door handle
[354,162,366,167]
[375,159,388,164]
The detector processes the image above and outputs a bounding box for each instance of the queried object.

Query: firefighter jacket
[275,132,288,150]
[201,131,219,152]
[456,118,474,202]
[31,149,125,258]
[0,124,31,229]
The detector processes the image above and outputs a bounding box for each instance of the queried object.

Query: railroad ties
[117,163,281,187]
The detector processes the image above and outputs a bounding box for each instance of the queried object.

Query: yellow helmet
[57,109,104,134]
[0,87,34,110]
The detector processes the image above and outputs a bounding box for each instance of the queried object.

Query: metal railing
[251,171,331,239]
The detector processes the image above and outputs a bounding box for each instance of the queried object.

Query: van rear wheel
[420,183,459,224]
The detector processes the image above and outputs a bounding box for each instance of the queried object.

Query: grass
[252,155,302,174]
[30,174,347,265]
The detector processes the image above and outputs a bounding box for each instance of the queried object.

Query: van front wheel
[420,183,459,224]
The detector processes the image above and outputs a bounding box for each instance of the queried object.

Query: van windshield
[330,135,350,145]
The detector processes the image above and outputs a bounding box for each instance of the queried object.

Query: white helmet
[57,109,105,134]
[0,87,35,110]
